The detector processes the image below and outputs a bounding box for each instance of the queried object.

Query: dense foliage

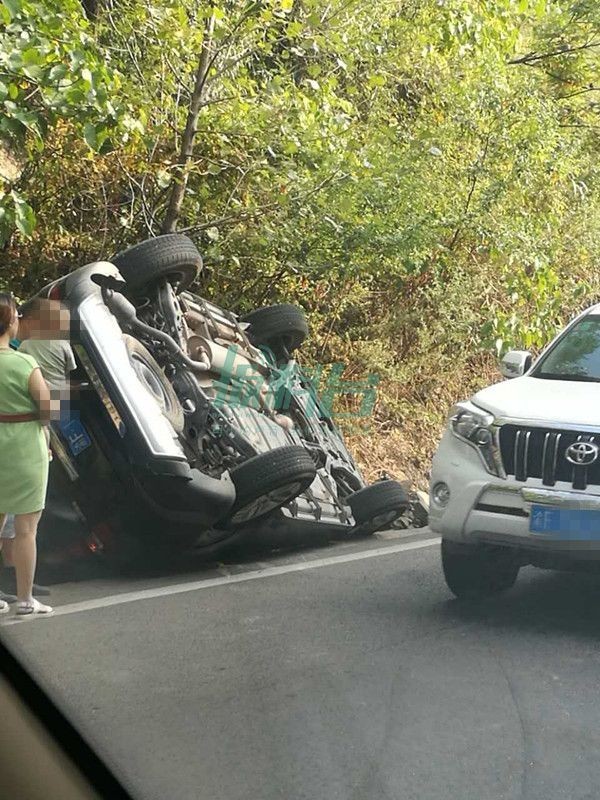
[2,0,600,483]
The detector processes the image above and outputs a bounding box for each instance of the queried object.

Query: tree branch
[509,40,600,65]
[179,170,345,236]
[161,13,216,234]
[447,132,491,252]
[557,85,600,100]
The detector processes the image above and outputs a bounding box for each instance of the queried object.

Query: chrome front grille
[499,425,600,490]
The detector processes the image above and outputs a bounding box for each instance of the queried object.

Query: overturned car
[36,235,408,561]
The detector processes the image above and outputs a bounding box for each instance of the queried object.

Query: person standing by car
[18,297,76,423]
[0,293,53,615]
[0,298,75,602]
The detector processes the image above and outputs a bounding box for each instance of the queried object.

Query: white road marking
[375,529,416,540]
[3,536,440,624]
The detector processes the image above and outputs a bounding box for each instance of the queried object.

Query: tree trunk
[81,0,100,19]
[162,13,216,234]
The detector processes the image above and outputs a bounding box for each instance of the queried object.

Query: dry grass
[344,352,501,490]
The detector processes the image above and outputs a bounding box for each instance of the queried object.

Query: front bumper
[430,430,600,556]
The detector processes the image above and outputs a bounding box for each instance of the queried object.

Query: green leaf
[83,122,98,150]
[22,47,41,66]
[48,64,68,82]
[7,50,23,71]
[1,0,21,20]
[8,107,42,136]
[11,191,35,237]
[286,20,303,37]
[0,117,23,137]
[156,169,171,189]
[23,64,44,81]
[368,74,386,88]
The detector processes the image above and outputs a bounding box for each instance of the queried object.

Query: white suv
[430,303,600,598]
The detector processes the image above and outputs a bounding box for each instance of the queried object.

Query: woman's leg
[1,536,14,567]
[13,511,42,602]
[0,513,6,562]
[0,517,8,610]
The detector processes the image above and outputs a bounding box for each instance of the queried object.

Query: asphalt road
[3,528,600,800]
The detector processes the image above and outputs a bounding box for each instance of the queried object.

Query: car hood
[473,376,600,428]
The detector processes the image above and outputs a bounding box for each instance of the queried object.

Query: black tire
[124,335,184,433]
[410,493,429,528]
[346,480,409,534]
[441,539,519,600]
[241,304,309,359]
[226,446,316,526]
[112,234,202,295]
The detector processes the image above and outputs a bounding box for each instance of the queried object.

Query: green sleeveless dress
[0,350,49,514]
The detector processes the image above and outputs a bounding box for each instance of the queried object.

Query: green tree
[0,0,137,243]
[3,0,600,482]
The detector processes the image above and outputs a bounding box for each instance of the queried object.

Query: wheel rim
[230,481,303,524]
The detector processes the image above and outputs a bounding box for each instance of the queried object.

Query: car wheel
[112,234,202,295]
[346,480,410,534]
[441,539,520,599]
[241,304,309,361]
[124,335,184,433]
[226,446,317,526]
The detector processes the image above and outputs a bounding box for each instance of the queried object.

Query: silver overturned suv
[34,234,408,565]
[430,303,600,598]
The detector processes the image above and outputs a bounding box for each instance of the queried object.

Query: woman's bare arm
[28,367,51,424]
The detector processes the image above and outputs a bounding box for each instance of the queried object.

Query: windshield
[533,315,600,382]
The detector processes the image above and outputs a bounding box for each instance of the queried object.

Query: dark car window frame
[0,635,136,800]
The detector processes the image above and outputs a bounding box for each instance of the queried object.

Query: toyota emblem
[565,441,600,466]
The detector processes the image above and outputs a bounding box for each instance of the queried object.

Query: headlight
[449,402,503,477]
[450,403,493,441]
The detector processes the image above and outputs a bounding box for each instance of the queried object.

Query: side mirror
[500,350,532,379]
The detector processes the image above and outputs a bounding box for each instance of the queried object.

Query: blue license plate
[58,418,92,457]
[530,504,600,540]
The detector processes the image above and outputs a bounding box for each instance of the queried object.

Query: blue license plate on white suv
[530,505,600,540]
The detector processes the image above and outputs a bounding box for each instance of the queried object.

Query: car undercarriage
[33,235,410,562]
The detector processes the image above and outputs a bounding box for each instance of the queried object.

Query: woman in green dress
[0,293,52,615]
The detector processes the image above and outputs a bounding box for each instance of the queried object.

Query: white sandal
[16,598,53,616]
[0,600,9,615]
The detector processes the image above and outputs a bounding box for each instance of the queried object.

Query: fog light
[432,482,450,508]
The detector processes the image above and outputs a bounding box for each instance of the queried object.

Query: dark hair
[0,292,16,336]
[19,296,44,319]
[20,296,62,319]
